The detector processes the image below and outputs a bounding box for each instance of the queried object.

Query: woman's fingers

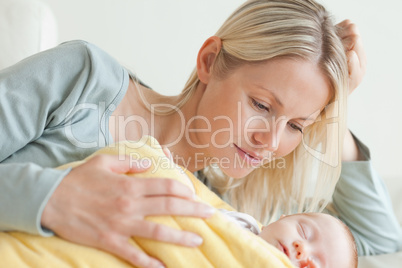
[346,49,362,94]
[336,19,367,93]
[127,220,204,247]
[133,196,215,217]
[101,236,165,268]
[93,155,196,200]
[336,19,356,38]
[340,31,366,72]
[86,155,194,199]
[88,154,151,174]
[119,178,196,200]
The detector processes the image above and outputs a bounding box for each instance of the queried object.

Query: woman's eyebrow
[296,116,315,122]
[297,109,322,122]
[255,84,320,122]
[256,85,284,108]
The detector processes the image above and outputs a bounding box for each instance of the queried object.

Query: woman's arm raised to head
[331,21,401,255]
[336,19,367,94]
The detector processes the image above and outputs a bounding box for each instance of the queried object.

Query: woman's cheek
[276,135,303,158]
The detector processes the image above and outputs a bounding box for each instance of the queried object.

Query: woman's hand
[337,20,367,162]
[41,154,214,268]
[336,19,367,93]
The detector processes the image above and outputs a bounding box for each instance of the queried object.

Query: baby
[221,210,358,268]
[162,139,358,268]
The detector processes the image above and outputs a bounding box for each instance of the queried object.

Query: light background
[41,0,402,179]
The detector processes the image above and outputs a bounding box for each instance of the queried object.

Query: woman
[0,0,399,267]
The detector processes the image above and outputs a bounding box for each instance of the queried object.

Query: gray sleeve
[0,41,99,235]
[0,164,70,236]
[0,40,97,161]
[327,136,402,255]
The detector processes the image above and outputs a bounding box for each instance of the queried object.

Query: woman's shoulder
[52,40,117,67]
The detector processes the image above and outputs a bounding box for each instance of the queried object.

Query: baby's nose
[293,241,307,260]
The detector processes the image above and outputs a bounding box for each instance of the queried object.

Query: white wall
[40,0,402,179]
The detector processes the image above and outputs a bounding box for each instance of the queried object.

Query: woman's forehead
[239,58,332,110]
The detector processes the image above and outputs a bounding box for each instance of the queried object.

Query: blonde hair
[142,0,349,224]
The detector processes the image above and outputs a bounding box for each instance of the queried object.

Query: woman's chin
[219,165,255,178]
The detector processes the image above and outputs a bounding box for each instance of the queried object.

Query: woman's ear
[196,36,222,84]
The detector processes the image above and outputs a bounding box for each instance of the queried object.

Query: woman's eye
[251,98,270,112]
[288,122,303,134]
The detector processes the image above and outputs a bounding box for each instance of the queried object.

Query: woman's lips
[234,144,262,165]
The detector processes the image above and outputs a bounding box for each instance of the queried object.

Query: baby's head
[259,213,357,268]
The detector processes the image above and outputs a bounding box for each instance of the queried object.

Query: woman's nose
[252,117,287,151]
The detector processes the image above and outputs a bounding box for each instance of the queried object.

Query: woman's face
[193,57,331,178]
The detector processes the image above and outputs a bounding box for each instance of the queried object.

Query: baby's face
[259,213,352,268]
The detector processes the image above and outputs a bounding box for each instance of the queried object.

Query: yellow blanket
[0,136,295,268]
